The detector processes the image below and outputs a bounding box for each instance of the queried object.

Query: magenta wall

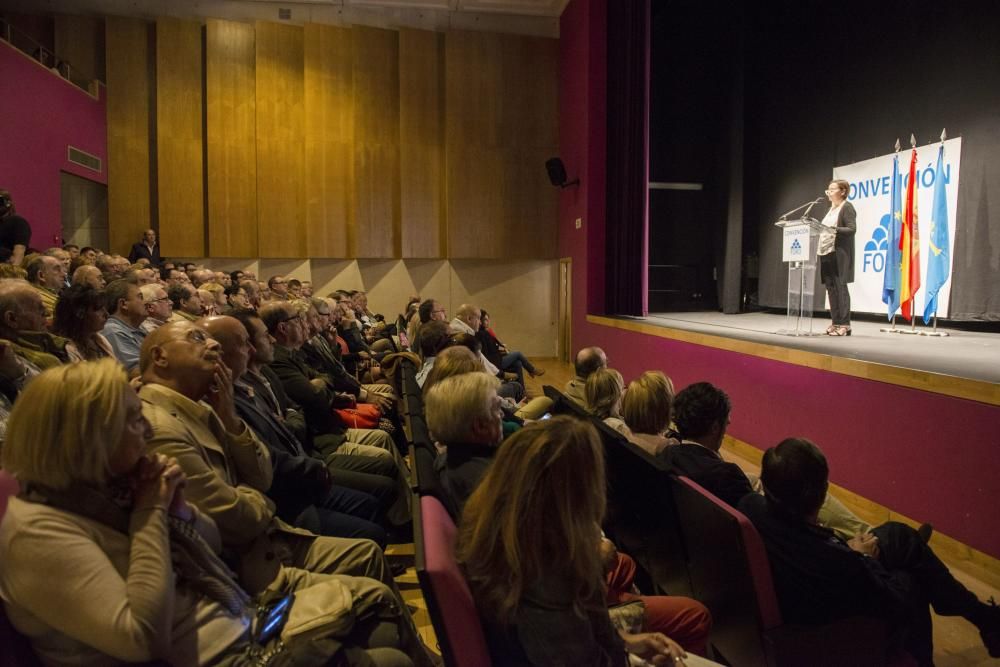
[0,41,107,249]
[558,0,1000,559]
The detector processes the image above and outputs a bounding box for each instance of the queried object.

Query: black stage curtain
[751,2,1000,320]
[605,0,649,317]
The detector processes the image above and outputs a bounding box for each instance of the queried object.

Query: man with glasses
[101,279,148,372]
[138,283,173,334]
[268,275,289,301]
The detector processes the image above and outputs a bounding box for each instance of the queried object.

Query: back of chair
[414,494,492,667]
[543,384,590,420]
[671,475,772,666]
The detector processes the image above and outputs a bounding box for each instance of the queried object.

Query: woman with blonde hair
[621,370,677,456]
[456,417,687,665]
[585,367,631,437]
[0,359,415,666]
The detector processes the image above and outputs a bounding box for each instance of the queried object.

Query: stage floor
[643,311,1000,385]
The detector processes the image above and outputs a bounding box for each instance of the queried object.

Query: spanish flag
[899,147,921,320]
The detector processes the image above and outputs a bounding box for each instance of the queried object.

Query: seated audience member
[410,298,446,353]
[52,284,113,361]
[414,319,452,387]
[0,359,418,666]
[425,371,504,518]
[445,331,525,402]
[122,266,157,286]
[25,254,65,317]
[135,321,430,647]
[198,316,387,546]
[224,282,250,312]
[201,283,227,314]
[168,283,203,322]
[189,268,215,288]
[127,228,160,265]
[301,279,313,297]
[44,247,72,288]
[261,302,407,470]
[300,298,394,411]
[240,279,261,309]
[621,370,677,456]
[215,271,232,288]
[72,263,105,289]
[449,304,501,375]
[268,275,290,300]
[230,269,245,285]
[0,279,69,372]
[476,309,544,385]
[662,382,870,540]
[421,346,483,397]
[165,267,192,287]
[585,367,631,437]
[287,278,303,299]
[62,243,80,259]
[229,308,408,527]
[79,246,98,263]
[139,283,173,334]
[740,438,1000,667]
[101,279,147,371]
[337,299,373,365]
[565,346,608,406]
[457,417,690,665]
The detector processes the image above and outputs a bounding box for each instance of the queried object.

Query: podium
[774,217,825,336]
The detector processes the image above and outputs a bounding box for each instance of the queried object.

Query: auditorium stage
[639,311,1000,386]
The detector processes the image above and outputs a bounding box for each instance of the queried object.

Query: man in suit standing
[127,228,161,266]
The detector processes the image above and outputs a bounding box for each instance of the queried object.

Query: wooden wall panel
[304,24,352,258]
[256,21,306,258]
[105,16,151,256]
[54,14,105,84]
[156,18,204,257]
[207,19,257,258]
[352,27,400,259]
[445,31,557,258]
[399,29,444,258]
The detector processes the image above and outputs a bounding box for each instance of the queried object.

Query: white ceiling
[0,0,567,37]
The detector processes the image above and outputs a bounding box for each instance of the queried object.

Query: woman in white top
[817,179,857,336]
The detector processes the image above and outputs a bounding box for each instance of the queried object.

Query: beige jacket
[0,497,247,666]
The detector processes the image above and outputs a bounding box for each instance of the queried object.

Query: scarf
[22,479,250,615]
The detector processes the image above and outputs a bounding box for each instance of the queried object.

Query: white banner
[831,137,961,317]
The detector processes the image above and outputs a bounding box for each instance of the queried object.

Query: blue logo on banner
[791,238,802,255]
[862,214,891,273]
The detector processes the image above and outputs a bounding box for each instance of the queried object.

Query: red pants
[606,552,712,656]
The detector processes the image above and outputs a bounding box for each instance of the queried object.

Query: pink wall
[558,0,1000,559]
[0,41,107,249]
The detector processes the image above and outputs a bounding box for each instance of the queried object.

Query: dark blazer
[738,494,908,627]
[658,442,754,509]
[301,337,362,397]
[233,381,328,522]
[826,201,857,283]
[267,344,347,437]
[433,442,496,518]
[127,241,160,266]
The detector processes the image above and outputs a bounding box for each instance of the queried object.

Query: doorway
[558,257,572,364]
[60,171,108,250]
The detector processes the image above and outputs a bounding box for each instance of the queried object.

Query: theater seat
[414,493,492,667]
[671,475,903,667]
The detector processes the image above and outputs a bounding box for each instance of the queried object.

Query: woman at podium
[818,179,856,336]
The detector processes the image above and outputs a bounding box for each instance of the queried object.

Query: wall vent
[67,146,102,173]
[278,8,292,20]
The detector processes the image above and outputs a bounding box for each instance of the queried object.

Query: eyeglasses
[167,328,211,346]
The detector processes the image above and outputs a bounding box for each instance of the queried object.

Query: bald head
[0,279,47,334]
[574,346,607,379]
[455,303,481,331]
[197,315,252,380]
[139,320,222,399]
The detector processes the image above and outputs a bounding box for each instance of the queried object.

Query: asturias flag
[899,148,921,321]
[881,154,903,320]
[923,145,950,323]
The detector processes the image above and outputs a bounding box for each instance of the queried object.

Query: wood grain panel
[207,19,257,258]
[105,16,151,256]
[399,28,444,258]
[255,21,306,258]
[304,23,352,258]
[445,31,557,258]
[156,17,204,257]
[352,26,400,259]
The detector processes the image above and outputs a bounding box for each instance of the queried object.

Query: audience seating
[0,470,44,667]
[671,475,900,667]
[544,385,693,598]
[413,493,492,667]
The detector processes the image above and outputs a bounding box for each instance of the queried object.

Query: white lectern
[774,217,824,336]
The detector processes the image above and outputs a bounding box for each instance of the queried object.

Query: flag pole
[920,128,950,338]
[881,138,903,334]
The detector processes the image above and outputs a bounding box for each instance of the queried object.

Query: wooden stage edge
[722,435,1000,592]
[587,314,1000,408]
